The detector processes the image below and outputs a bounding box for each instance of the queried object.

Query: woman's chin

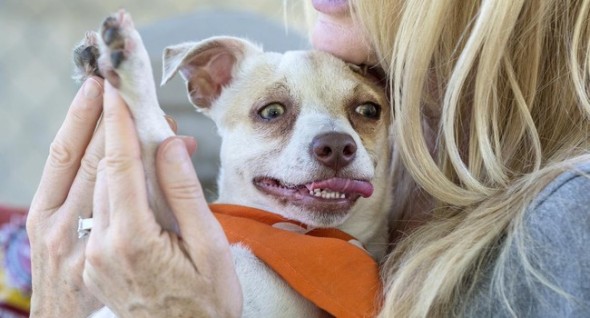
[311,16,375,65]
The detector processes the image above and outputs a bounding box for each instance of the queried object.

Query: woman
[27,0,590,317]
[318,0,590,317]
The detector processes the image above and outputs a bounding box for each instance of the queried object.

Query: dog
[74,10,392,318]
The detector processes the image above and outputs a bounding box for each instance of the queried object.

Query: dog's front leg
[74,10,178,233]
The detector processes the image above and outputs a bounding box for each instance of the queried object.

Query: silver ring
[77,217,94,238]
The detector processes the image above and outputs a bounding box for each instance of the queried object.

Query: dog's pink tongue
[307,178,374,198]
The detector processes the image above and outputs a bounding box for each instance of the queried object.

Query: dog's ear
[161,36,262,110]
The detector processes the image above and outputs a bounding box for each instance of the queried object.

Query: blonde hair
[347,0,590,317]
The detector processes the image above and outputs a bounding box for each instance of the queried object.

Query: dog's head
[162,37,391,230]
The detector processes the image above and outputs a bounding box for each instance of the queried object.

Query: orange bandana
[210,204,382,318]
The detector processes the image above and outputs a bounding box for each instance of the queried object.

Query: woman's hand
[82,83,243,317]
[27,77,106,317]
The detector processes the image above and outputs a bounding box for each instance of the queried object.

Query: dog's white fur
[81,11,392,318]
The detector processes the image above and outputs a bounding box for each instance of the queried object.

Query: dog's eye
[258,103,286,120]
[355,103,381,120]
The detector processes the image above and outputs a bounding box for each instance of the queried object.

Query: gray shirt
[465,162,590,317]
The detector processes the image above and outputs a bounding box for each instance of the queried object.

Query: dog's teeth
[310,188,346,199]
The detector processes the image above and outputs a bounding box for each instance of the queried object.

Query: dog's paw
[72,31,101,83]
[97,10,141,87]
[100,11,134,69]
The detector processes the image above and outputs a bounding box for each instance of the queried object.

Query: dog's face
[163,37,391,229]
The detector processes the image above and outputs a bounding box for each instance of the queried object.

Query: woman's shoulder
[464,162,590,317]
[527,161,590,216]
[524,161,590,241]
[525,159,590,241]
[512,161,590,317]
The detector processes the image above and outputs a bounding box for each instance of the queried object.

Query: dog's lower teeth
[310,189,346,199]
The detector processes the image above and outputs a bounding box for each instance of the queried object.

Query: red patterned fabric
[0,205,30,318]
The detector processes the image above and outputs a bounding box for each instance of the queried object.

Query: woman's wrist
[29,284,101,318]
[113,299,230,318]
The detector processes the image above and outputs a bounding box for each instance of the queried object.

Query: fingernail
[178,135,197,155]
[165,115,177,133]
[84,78,103,99]
[164,138,188,163]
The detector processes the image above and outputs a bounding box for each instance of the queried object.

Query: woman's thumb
[156,137,227,243]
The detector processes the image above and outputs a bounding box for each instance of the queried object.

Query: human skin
[27,77,106,317]
[83,82,242,317]
[310,0,376,65]
[27,78,243,317]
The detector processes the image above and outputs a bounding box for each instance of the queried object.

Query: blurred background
[0,0,309,207]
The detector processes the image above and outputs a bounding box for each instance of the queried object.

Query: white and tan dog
[75,10,392,318]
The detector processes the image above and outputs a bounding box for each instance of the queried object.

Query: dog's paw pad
[100,10,135,69]
[72,31,102,83]
[110,50,125,68]
[101,16,124,48]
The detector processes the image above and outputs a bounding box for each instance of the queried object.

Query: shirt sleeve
[463,164,590,318]
[516,166,590,317]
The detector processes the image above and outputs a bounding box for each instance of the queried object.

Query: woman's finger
[156,137,229,250]
[102,82,151,230]
[91,159,110,233]
[31,77,104,213]
[156,136,240,307]
[62,116,106,219]
[165,115,178,134]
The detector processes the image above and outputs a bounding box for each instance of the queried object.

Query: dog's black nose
[311,132,357,171]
